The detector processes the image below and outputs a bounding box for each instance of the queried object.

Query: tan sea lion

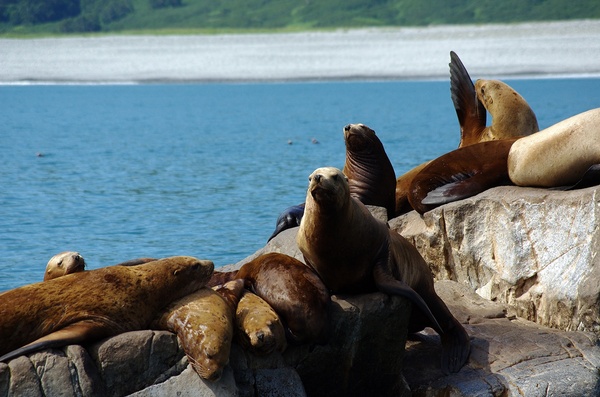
[235,290,287,356]
[44,251,86,281]
[343,123,397,219]
[0,256,214,362]
[153,279,244,381]
[394,51,539,215]
[297,167,470,373]
[508,107,600,187]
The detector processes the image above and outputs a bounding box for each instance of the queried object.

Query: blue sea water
[1,78,599,292]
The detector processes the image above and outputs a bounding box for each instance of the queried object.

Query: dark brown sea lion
[394,51,539,215]
[237,252,331,345]
[0,256,214,362]
[44,251,86,281]
[297,167,470,373]
[408,108,600,213]
[153,279,244,381]
[408,139,518,214]
[343,123,397,219]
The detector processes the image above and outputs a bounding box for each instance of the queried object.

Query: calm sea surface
[1,78,599,291]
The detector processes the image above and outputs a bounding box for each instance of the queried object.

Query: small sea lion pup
[297,167,470,374]
[268,122,396,241]
[44,251,86,281]
[0,256,214,363]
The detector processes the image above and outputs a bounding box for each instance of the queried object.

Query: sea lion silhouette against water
[297,167,470,373]
[0,256,214,362]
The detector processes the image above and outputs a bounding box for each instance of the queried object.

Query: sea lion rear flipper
[421,171,505,205]
[563,164,600,190]
[450,51,486,147]
[372,253,443,334]
[0,321,108,363]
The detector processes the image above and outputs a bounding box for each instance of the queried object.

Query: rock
[390,185,600,334]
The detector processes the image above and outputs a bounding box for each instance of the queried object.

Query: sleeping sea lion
[153,279,244,381]
[236,252,331,345]
[297,167,470,374]
[394,51,539,215]
[44,251,86,281]
[235,290,287,356]
[408,108,600,213]
[0,256,214,362]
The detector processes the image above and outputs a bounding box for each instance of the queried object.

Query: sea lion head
[344,123,381,155]
[307,167,349,210]
[44,251,86,281]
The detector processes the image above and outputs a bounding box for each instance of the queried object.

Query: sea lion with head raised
[44,251,86,281]
[395,51,539,215]
[268,123,396,240]
[0,256,214,362]
[297,167,470,373]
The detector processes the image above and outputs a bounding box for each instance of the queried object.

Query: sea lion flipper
[0,321,106,362]
[372,255,442,334]
[563,164,600,190]
[450,51,486,147]
[267,203,305,242]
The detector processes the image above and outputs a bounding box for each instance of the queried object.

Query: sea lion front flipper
[0,321,108,362]
[372,248,442,334]
[450,51,486,147]
[421,171,508,206]
[267,203,305,242]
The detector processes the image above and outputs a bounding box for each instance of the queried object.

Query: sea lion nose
[314,174,322,183]
[344,124,352,132]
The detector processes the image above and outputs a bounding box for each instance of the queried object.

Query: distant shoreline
[2,20,600,84]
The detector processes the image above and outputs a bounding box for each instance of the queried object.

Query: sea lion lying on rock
[297,167,470,374]
[0,256,214,362]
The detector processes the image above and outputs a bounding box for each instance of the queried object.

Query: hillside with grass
[1,0,600,35]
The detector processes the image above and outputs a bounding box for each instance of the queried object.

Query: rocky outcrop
[390,185,600,335]
[2,189,600,396]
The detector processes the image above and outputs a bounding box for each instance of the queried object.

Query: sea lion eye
[57,261,63,268]
[308,176,312,182]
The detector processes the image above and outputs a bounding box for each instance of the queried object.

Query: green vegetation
[1,0,599,36]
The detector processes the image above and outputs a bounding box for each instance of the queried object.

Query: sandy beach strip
[1,19,600,83]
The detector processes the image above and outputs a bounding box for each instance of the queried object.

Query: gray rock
[390,185,600,334]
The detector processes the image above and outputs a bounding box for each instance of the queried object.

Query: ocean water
[1,78,599,291]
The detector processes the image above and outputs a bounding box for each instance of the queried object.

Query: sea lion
[408,139,518,214]
[394,51,539,215]
[297,167,470,373]
[0,256,214,362]
[44,251,86,281]
[408,108,600,213]
[153,279,244,381]
[343,123,397,219]
[236,252,331,345]
[508,107,600,187]
[269,122,396,240]
[235,290,287,356]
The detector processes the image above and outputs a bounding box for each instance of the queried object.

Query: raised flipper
[409,139,517,214]
[115,257,157,266]
[267,203,305,242]
[0,321,109,363]
[450,51,486,147]
[372,248,442,335]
